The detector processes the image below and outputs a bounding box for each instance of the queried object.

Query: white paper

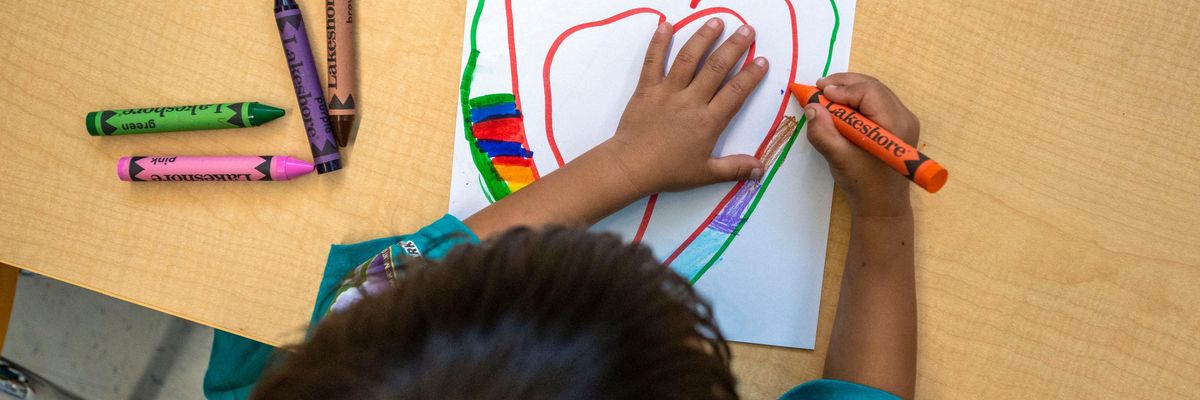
[450,0,855,349]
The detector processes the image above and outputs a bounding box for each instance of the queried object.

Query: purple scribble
[361,278,391,296]
[365,251,391,277]
[330,248,396,314]
[710,181,760,234]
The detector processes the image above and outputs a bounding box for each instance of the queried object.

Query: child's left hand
[600,19,769,196]
[466,19,770,237]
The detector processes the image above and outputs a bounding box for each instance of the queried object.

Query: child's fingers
[707,154,765,183]
[816,72,876,89]
[819,81,889,110]
[817,74,904,124]
[665,18,724,89]
[805,105,856,160]
[688,24,755,99]
[638,22,673,89]
[709,57,768,120]
[821,82,919,139]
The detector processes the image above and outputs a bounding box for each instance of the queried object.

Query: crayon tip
[274,0,300,12]
[281,156,316,180]
[331,116,356,147]
[86,111,100,136]
[248,103,287,126]
[788,83,820,102]
[117,156,131,181]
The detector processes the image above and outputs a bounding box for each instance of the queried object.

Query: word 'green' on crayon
[86,102,286,136]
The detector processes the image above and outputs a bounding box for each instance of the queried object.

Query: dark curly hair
[252,226,737,400]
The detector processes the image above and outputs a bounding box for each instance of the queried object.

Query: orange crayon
[790,83,948,193]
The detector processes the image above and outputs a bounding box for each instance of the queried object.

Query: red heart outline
[507,0,800,266]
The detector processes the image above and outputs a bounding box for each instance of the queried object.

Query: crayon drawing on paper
[450,0,856,349]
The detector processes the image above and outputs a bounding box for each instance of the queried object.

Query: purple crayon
[118,156,315,182]
[275,0,342,174]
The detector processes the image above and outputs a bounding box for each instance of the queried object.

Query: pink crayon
[117,156,315,182]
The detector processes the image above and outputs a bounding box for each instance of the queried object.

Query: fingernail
[737,25,753,38]
[753,57,767,68]
[706,18,721,28]
[657,21,669,33]
[824,84,838,92]
[805,106,816,119]
[816,77,827,86]
[751,168,764,182]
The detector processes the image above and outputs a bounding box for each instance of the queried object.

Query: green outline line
[477,174,497,203]
[461,0,512,202]
[688,0,841,284]
[470,93,517,108]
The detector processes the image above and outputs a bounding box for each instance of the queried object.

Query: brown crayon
[790,83,949,193]
[327,0,357,147]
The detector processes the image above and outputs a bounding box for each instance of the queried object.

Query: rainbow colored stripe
[670,116,801,283]
[465,93,538,199]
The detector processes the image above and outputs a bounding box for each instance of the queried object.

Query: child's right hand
[804,73,920,218]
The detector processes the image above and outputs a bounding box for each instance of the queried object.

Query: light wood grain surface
[1,0,1197,398]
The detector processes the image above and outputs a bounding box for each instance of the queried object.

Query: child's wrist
[592,139,656,199]
[849,192,913,219]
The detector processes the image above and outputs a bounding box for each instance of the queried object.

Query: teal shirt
[203,215,478,399]
[781,380,899,400]
[202,215,897,400]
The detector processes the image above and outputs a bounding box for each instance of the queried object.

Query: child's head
[253,227,737,399]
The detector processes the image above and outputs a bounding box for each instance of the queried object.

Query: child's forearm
[823,207,917,399]
[464,142,645,239]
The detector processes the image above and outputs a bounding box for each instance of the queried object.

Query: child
[206,19,920,400]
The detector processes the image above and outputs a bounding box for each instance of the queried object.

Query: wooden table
[2,0,1196,398]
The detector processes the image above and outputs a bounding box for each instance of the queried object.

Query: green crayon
[86,102,286,136]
